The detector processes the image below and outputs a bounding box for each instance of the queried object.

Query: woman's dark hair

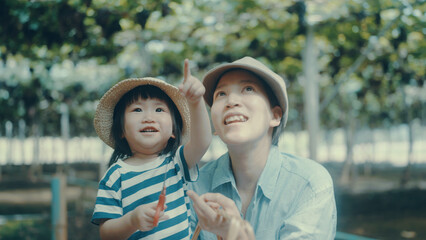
[108,85,183,166]
[259,77,283,146]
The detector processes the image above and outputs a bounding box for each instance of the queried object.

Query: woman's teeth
[224,115,247,125]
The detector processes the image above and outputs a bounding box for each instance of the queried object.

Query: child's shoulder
[106,160,124,173]
[99,161,124,185]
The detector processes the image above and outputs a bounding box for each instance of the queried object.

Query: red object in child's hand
[153,163,169,227]
[153,184,166,227]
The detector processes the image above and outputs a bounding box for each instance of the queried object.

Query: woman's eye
[216,91,226,97]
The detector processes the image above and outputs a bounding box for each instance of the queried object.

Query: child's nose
[142,112,155,122]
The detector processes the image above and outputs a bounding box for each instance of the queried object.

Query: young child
[188,56,336,239]
[92,60,211,240]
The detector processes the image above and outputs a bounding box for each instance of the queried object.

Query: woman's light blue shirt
[189,146,337,239]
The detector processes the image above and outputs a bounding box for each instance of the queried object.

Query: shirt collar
[257,146,282,200]
[210,147,282,200]
[211,153,236,191]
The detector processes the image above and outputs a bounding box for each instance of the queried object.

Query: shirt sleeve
[177,145,199,183]
[279,186,337,239]
[91,167,123,225]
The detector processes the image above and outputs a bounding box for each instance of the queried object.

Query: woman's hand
[187,190,255,240]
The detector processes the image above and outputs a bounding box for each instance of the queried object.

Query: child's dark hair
[108,85,183,166]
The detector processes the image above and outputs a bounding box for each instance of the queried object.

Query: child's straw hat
[202,56,289,127]
[94,77,190,149]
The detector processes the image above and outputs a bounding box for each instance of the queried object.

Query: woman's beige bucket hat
[202,56,289,127]
[94,77,191,149]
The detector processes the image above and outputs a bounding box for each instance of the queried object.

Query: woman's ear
[270,106,283,127]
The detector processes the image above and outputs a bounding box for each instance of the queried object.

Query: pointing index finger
[183,59,191,83]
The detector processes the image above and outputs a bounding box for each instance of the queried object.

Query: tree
[0,0,424,175]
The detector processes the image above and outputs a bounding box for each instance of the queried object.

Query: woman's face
[210,69,281,146]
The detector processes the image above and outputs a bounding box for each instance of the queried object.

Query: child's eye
[133,108,142,112]
[244,86,254,92]
[156,108,165,112]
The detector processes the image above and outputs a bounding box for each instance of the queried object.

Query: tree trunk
[60,103,70,172]
[303,24,320,161]
[19,119,26,164]
[6,121,13,165]
[400,120,414,187]
[340,117,357,186]
[363,128,374,177]
[29,122,42,181]
[400,89,415,188]
[325,130,333,162]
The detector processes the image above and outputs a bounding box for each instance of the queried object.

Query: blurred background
[0,0,425,239]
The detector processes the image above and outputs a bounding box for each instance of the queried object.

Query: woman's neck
[228,143,270,187]
[227,138,271,215]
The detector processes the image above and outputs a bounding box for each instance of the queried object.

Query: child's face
[210,69,282,146]
[122,97,174,156]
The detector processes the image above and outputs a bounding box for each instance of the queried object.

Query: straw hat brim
[202,56,288,127]
[94,77,190,149]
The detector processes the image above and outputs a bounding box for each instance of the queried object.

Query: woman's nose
[226,92,241,108]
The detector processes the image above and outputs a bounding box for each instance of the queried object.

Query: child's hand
[179,59,205,104]
[130,202,168,231]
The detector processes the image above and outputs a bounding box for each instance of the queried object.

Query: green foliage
[0,218,50,240]
[317,0,425,130]
[0,0,424,136]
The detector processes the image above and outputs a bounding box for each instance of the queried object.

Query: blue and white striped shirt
[92,146,198,239]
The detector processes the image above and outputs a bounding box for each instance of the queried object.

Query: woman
[188,56,336,239]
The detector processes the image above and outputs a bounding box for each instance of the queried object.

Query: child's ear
[270,106,283,127]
